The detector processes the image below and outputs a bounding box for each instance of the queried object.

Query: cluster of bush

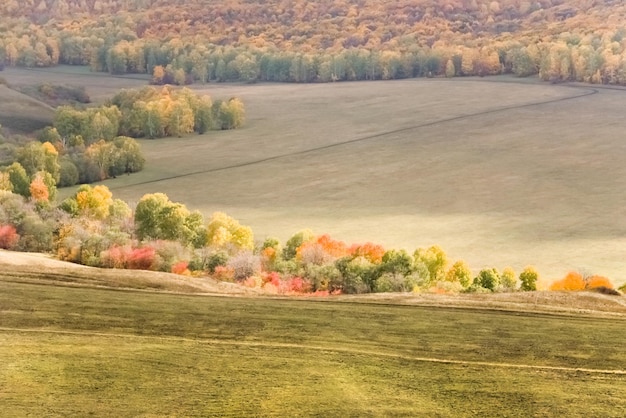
[19,83,91,106]
[0,184,618,295]
[0,131,144,191]
[1,83,246,197]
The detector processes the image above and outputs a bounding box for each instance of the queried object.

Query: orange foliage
[586,275,613,289]
[349,242,385,263]
[551,272,615,291]
[261,246,276,262]
[213,265,235,282]
[296,234,349,260]
[171,261,190,275]
[550,272,586,291]
[29,175,49,202]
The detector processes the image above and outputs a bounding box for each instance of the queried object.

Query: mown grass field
[2,66,626,283]
[2,271,626,417]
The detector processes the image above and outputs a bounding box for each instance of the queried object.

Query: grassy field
[2,67,626,283]
[2,269,626,416]
[0,84,55,134]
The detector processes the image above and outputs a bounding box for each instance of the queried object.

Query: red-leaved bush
[127,246,156,270]
[100,245,132,268]
[171,261,190,275]
[213,265,235,282]
[0,225,19,249]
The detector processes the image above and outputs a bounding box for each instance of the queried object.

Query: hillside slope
[0,249,260,295]
[0,85,54,134]
[1,1,626,83]
[2,249,624,316]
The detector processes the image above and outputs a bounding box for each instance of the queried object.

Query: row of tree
[2,1,626,84]
[0,183,618,295]
[1,84,245,196]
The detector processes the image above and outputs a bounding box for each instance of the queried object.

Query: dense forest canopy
[1,1,626,83]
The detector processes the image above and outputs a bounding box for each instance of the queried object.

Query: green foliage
[135,193,197,245]
[283,229,314,260]
[58,157,79,187]
[500,267,517,291]
[6,162,30,197]
[414,245,448,285]
[445,260,472,288]
[213,98,245,130]
[473,268,501,292]
[206,251,229,273]
[333,256,371,294]
[519,266,539,291]
[508,48,536,77]
[380,249,413,277]
[112,86,241,138]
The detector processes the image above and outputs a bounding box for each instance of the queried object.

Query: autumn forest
[1,0,626,84]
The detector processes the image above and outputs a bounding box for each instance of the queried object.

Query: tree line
[2,1,626,85]
[0,183,618,295]
[0,85,244,193]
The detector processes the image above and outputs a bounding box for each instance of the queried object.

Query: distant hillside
[0,84,54,134]
[1,1,626,83]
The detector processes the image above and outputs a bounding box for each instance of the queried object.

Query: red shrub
[0,225,19,249]
[171,261,190,275]
[284,276,310,293]
[100,245,131,268]
[213,265,235,282]
[127,246,156,270]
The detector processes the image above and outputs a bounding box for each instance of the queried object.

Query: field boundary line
[2,326,625,375]
[110,82,598,190]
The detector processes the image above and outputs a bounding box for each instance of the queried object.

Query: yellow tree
[206,212,254,252]
[75,185,113,219]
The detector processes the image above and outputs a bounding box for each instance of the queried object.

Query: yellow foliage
[206,212,254,252]
[42,141,58,155]
[75,185,113,219]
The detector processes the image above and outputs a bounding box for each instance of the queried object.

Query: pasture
[2,265,626,416]
[2,66,626,282]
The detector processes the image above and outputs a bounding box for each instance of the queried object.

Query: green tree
[6,162,30,197]
[194,95,213,134]
[380,249,413,277]
[445,260,472,288]
[134,193,204,246]
[414,245,448,284]
[519,266,539,291]
[54,106,89,141]
[474,268,501,292]
[58,157,79,187]
[500,267,517,290]
[283,229,315,260]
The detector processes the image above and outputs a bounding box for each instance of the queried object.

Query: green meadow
[2,274,626,417]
